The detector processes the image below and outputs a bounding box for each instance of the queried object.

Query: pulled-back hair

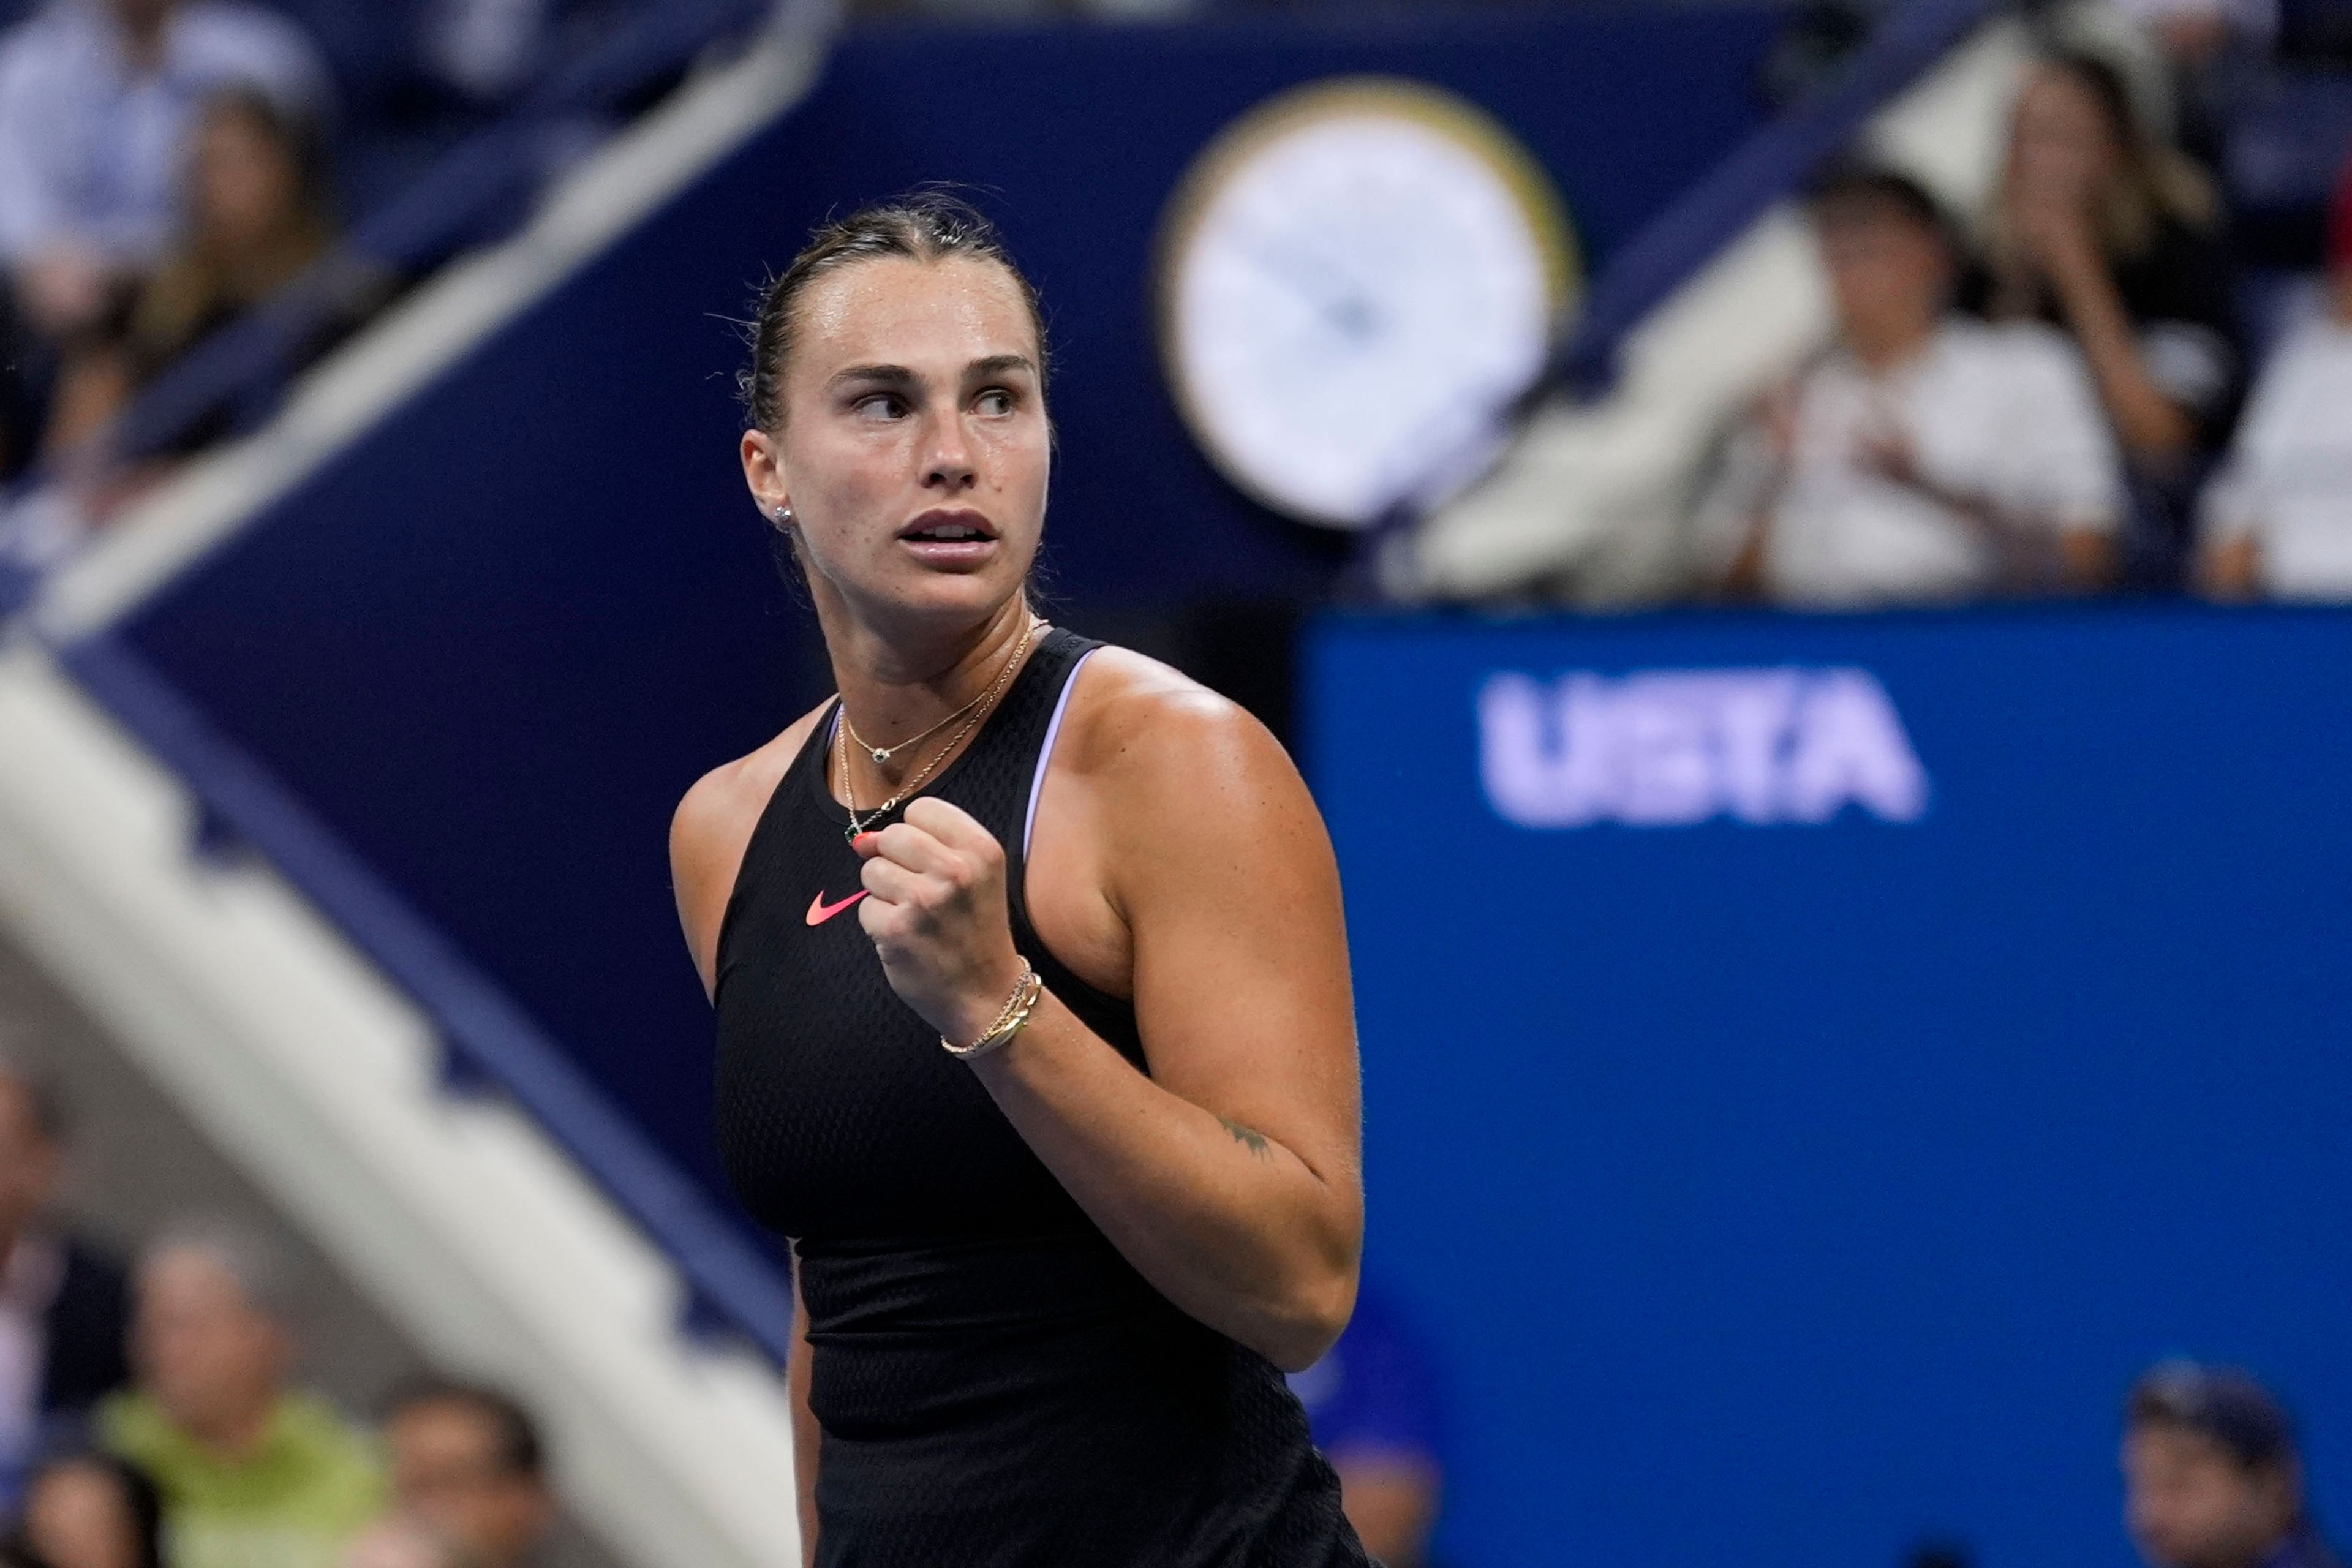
[737,190,1050,433]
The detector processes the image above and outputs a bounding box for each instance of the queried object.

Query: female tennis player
[668,195,1368,1567]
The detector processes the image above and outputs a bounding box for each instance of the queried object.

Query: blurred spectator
[128,86,334,384]
[12,1449,164,1568]
[2093,0,2266,167]
[39,83,341,464]
[1964,50,2243,580]
[96,1222,383,1568]
[1701,167,2122,606]
[2124,1360,2344,1568]
[1287,1283,1445,1568]
[361,1380,552,1568]
[2199,158,2352,599]
[0,1058,129,1510]
[0,0,330,344]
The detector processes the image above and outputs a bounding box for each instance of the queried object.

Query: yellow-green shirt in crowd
[97,1389,385,1568]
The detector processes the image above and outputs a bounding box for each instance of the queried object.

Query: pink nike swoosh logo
[805,889,868,927]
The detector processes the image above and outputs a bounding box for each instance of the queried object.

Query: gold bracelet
[973,960,1034,1039]
[943,962,1043,1061]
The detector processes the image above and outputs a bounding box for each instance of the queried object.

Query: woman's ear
[739,426,791,522]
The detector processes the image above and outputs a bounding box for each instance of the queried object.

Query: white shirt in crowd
[2204,317,2352,600]
[0,0,330,266]
[1706,318,2125,608]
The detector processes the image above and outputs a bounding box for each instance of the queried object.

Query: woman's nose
[923,417,977,488]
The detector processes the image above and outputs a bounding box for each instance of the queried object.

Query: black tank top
[712,629,1366,1568]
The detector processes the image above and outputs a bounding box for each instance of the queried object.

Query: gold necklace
[842,685,992,766]
[837,617,1043,842]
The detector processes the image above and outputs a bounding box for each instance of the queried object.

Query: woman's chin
[850,564,1024,628]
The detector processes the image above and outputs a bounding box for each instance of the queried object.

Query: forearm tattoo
[1220,1117,1272,1159]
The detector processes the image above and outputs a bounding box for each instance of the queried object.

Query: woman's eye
[976,389,1014,416]
[855,394,908,420]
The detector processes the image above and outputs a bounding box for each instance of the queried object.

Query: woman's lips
[899,535,997,569]
[898,509,998,569]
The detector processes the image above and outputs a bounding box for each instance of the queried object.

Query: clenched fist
[855,796,1029,1048]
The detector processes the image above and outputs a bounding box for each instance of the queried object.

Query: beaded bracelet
[943,960,1044,1061]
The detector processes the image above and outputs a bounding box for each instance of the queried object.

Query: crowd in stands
[1,0,2343,611]
[0,0,733,570]
[0,1057,558,1568]
[1703,11,2352,608]
[0,0,334,531]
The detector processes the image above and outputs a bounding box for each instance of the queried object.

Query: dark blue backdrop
[104,11,1789,1240]
[1304,604,2352,1568]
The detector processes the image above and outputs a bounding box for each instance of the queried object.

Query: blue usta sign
[1477,667,1930,828]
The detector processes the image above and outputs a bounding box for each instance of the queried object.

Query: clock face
[1158,78,1577,530]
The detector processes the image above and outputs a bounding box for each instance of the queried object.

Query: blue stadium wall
[1307,604,2352,1568]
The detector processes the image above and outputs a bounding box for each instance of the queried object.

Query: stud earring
[772,505,794,527]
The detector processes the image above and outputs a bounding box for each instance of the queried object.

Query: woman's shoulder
[1060,644,1270,771]
[1056,643,1319,850]
[671,701,831,897]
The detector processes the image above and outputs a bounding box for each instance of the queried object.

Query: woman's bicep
[1117,709,1361,1182]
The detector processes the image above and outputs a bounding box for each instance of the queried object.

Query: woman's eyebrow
[828,363,919,391]
[965,354,1036,380]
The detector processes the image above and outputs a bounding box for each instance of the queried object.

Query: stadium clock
[1155,77,1579,530]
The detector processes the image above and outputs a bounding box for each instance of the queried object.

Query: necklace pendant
[870,745,891,764]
